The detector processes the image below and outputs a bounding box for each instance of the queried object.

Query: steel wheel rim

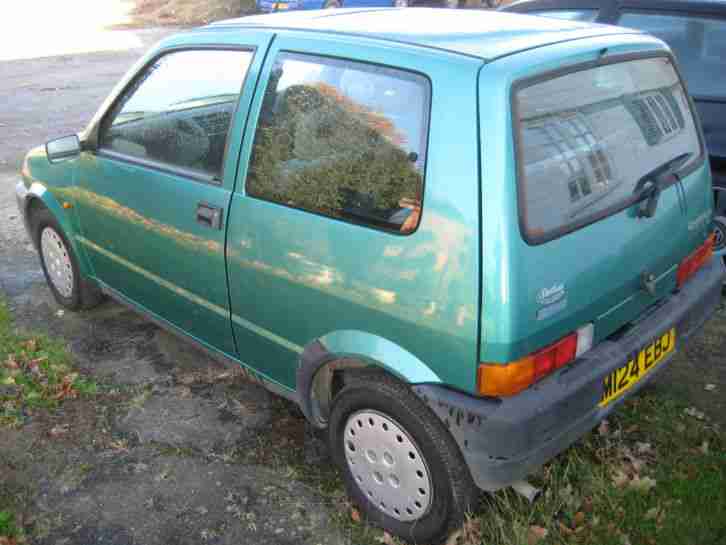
[713,216,726,252]
[41,227,74,298]
[343,410,433,522]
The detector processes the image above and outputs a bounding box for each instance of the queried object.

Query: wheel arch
[296,330,442,428]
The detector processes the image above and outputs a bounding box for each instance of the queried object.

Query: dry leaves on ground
[527,525,548,545]
[350,508,361,524]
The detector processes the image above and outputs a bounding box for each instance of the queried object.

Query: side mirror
[46,135,81,163]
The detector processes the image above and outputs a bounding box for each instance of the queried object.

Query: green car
[16,8,723,543]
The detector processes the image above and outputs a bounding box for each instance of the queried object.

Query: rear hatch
[481,52,713,364]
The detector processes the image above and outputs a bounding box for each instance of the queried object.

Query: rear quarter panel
[226,33,483,391]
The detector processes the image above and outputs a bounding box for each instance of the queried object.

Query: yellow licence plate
[599,328,676,407]
[274,3,289,9]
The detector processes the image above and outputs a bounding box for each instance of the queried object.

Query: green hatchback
[16,8,723,543]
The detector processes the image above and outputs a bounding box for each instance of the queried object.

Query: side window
[100,49,253,179]
[246,52,430,234]
[618,12,726,99]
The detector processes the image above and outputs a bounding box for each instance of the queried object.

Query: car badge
[641,272,657,296]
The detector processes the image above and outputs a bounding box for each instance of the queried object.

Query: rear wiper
[633,152,692,218]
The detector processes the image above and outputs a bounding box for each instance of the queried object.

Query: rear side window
[515,56,702,243]
[530,9,599,22]
[618,12,726,100]
[246,52,430,234]
[100,50,253,179]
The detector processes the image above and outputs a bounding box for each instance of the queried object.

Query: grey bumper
[414,258,724,491]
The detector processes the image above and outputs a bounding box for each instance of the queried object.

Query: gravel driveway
[0,9,346,544]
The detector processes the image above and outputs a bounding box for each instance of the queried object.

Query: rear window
[514,56,702,243]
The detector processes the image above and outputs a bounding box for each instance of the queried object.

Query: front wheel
[323,0,341,8]
[32,207,103,310]
[328,370,477,544]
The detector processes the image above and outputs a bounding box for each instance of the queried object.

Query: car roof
[504,0,726,16]
[206,7,640,61]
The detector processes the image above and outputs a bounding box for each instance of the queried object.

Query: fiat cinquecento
[16,8,723,543]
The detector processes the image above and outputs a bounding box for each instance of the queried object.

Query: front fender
[18,147,93,278]
[296,329,442,425]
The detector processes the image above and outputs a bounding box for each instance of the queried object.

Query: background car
[501,0,726,255]
[256,0,502,13]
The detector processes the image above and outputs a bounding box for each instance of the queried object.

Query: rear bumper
[414,258,724,491]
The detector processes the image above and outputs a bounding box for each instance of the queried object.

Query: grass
[0,511,19,541]
[227,389,726,545]
[0,301,97,428]
[451,393,725,545]
[1,292,723,544]
[0,299,97,543]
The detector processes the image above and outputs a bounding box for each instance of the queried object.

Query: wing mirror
[46,134,81,163]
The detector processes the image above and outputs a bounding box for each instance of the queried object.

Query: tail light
[477,323,593,398]
[676,233,715,288]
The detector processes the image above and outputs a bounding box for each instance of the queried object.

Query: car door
[75,36,272,356]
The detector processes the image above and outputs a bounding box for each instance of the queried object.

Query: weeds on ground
[235,389,725,545]
[0,510,20,542]
[455,393,726,545]
[0,301,96,428]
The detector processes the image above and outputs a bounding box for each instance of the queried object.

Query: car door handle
[196,202,223,230]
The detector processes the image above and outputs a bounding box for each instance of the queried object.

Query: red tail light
[677,233,715,288]
[478,326,591,397]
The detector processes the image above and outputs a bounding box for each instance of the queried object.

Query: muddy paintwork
[16,10,714,400]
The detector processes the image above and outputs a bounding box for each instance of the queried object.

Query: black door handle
[196,202,223,230]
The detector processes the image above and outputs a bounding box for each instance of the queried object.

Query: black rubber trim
[296,339,335,425]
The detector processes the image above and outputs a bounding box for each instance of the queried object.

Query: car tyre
[323,0,342,8]
[328,369,477,544]
[32,207,103,311]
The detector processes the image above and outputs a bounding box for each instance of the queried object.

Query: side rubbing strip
[76,236,302,354]
[231,314,303,354]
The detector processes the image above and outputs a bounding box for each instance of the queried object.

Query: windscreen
[515,56,702,243]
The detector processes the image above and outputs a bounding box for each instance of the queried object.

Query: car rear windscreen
[515,56,702,243]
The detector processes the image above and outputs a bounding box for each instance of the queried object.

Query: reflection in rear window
[515,56,702,243]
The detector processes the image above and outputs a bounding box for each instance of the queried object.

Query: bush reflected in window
[247,53,430,234]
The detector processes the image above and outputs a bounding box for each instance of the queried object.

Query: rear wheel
[713,186,726,265]
[713,215,726,255]
[323,0,341,8]
[328,370,477,544]
[32,207,103,310]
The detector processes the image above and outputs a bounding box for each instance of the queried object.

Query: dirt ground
[129,0,256,27]
[0,6,344,544]
[1,3,725,544]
